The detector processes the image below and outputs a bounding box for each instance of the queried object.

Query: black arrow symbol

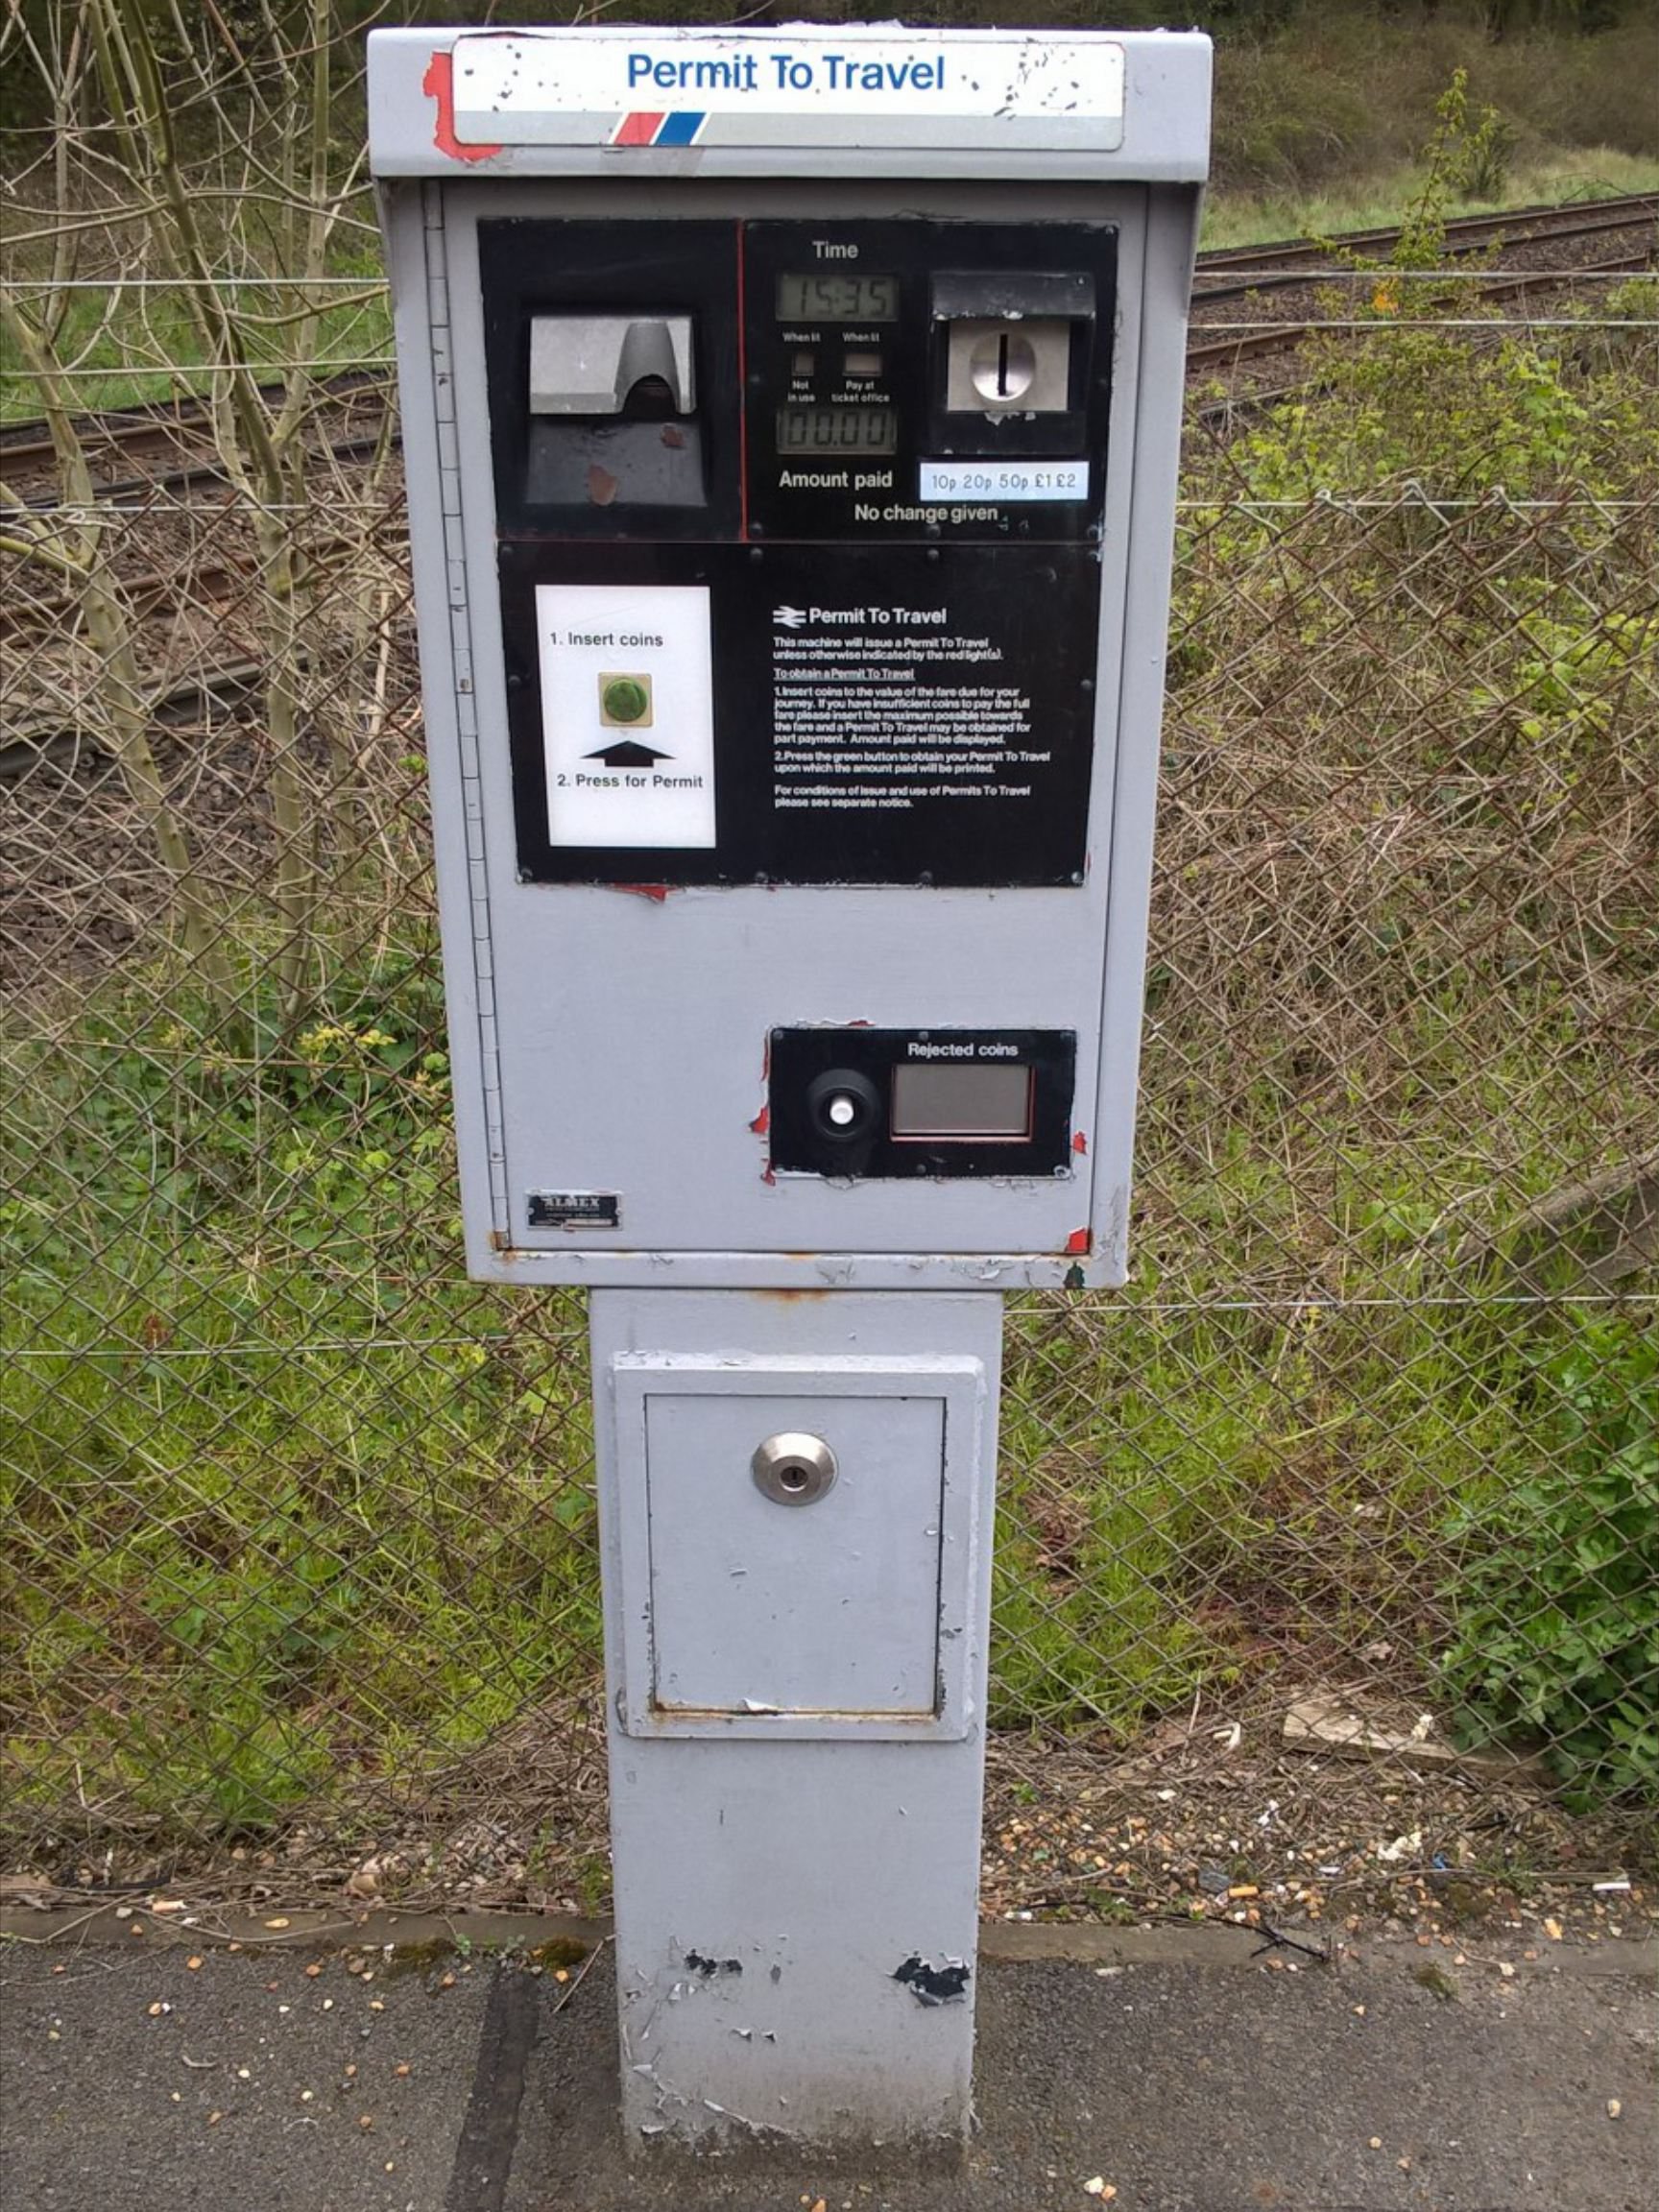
[583,740,673,769]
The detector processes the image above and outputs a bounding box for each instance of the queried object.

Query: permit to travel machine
[371,20,1210,2157]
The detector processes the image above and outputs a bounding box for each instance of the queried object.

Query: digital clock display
[777,406,897,456]
[776,273,899,323]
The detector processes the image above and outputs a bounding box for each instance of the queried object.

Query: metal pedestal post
[590,1288,1002,2152]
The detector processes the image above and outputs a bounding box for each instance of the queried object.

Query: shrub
[1439,1311,1659,1807]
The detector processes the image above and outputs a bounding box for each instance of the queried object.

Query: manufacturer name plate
[528,1190,621,1230]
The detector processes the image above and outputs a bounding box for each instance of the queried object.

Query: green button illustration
[601,675,650,724]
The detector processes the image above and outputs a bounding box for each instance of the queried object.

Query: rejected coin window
[890,1062,1033,1140]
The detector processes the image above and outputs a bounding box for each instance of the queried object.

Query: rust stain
[587,462,619,506]
[752,1037,773,1141]
[756,1286,831,1302]
[421,52,502,163]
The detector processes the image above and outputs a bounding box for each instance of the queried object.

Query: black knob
[805,1069,881,1144]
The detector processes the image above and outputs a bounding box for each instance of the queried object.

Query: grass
[1200,147,1659,251]
[2,952,601,1834]
[4,925,1647,1824]
[0,259,394,425]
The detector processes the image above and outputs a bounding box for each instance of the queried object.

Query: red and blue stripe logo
[611,110,708,148]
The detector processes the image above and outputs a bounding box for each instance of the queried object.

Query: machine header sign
[448,28,1126,151]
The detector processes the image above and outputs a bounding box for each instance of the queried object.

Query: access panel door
[609,1355,988,1740]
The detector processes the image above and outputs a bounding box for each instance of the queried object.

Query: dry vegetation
[2,4,1655,1882]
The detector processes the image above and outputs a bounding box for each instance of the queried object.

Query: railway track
[1192,190,1656,300]
[2,192,1652,509]
[0,366,391,480]
[1187,245,1653,373]
[2,190,1653,782]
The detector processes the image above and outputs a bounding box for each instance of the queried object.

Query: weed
[1,941,600,1834]
[1439,1311,1659,1806]
[572,1853,613,1917]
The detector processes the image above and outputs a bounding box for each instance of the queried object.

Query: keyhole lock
[968,327,1037,405]
[752,1431,838,1507]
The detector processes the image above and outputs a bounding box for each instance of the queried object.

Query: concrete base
[589,1290,1003,2152]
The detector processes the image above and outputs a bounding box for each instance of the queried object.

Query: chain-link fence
[3,9,1655,1924]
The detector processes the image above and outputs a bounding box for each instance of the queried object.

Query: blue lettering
[822,53,945,94]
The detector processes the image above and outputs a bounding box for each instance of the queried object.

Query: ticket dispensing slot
[526,311,706,507]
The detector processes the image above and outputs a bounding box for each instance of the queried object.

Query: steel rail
[1186,248,1653,373]
[1194,189,1658,277]
[1192,199,1657,305]
[4,195,1653,479]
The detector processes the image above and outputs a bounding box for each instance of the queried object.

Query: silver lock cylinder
[752,1431,838,1506]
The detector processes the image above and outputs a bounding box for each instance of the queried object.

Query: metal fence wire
[2,25,1656,1921]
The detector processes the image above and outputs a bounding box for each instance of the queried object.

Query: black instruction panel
[481,215,1118,889]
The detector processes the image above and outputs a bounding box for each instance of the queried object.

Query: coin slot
[943,315,1075,416]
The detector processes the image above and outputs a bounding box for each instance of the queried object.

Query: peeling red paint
[610,883,671,902]
[761,1166,777,1186]
[1071,1130,1089,1156]
[1065,1228,1091,1255]
[422,51,502,163]
[749,1104,770,1137]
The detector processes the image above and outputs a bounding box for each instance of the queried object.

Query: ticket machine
[371,21,1210,2153]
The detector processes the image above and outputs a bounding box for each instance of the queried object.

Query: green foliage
[1208,6,1658,201]
[1440,1313,1659,1806]
[2,939,599,1836]
[6,9,1658,1825]
[1196,260,1656,506]
[1453,98,1520,203]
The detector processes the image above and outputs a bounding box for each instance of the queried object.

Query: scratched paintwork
[595,1288,1002,2149]
[375,163,1202,1290]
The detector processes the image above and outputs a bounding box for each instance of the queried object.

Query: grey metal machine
[371,22,1210,2154]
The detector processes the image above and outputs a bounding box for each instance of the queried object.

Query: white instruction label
[536,584,716,850]
[918,461,1090,504]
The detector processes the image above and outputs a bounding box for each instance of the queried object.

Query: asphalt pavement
[3,1922,1653,2212]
